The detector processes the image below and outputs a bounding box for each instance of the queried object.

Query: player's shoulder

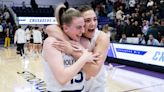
[46,24,59,29]
[96,30,109,43]
[44,37,56,44]
[46,24,56,30]
[95,29,106,36]
[98,30,108,39]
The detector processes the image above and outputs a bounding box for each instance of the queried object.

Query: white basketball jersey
[89,29,106,80]
[89,28,100,51]
[42,53,86,92]
[86,29,106,92]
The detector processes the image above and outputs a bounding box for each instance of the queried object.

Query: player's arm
[82,31,109,78]
[46,24,64,40]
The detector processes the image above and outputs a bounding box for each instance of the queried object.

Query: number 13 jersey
[42,53,86,92]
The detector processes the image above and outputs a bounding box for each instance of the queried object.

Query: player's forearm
[83,63,100,77]
[72,52,100,76]
[83,58,104,77]
[71,51,83,60]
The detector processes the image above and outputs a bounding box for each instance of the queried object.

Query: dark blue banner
[116,48,147,55]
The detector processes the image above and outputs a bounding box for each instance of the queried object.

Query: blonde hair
[55,4,66,25]
[55,4,82,26]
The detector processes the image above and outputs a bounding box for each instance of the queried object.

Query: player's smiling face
[82,10,97,38]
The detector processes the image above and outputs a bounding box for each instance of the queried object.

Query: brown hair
[78,5,94,13]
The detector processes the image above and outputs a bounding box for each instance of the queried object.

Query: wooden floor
[0,46,163,92]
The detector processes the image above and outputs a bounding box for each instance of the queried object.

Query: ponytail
[55,4,66,25]
[55,4,82,26]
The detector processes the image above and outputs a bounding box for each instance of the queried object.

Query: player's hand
[70,41,85,52]
[80,49,99,64]
[52,40,73,55]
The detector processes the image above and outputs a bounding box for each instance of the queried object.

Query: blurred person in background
[4,27,11,48]
[14,25,26,57]
[22,1,26,10]
[160,36,164,46]
[64,0,69,10]
[119,33,127,43]
[137,34,146,45]
[30,0,38,10]
[32,26,42,55]
[147,34,160,46]
[25,25,31,52]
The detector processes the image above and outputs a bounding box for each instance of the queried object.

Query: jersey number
[70,72,83,84]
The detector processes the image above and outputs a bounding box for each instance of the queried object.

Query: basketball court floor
[0,46,164,92]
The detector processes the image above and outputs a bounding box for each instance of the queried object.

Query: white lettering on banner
[18,17,57,24]
[29,19,51,22]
